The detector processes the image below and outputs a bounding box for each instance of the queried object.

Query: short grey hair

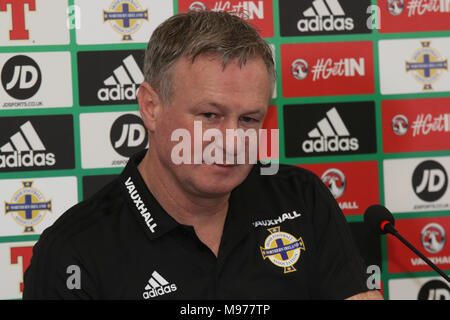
[143,10,276,105]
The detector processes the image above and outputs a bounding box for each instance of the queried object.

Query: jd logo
[418,280,450,300]
[412,160,448,202]
[1,55,42,100]
[110,114,148,157]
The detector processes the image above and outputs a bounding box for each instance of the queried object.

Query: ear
[137,82,163,132]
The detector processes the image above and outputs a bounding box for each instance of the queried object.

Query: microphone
[364,204,450,284]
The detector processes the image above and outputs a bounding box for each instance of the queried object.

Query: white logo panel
[0,52,73,109]
[0,0,70,46]
[74,0,173,45]
[80,111,148,169]
[389,276,450,300]
[0,176,78,237]
[384,156,450,213]
[379,37,450,95]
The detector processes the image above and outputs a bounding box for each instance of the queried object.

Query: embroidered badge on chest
[260,226,306,274]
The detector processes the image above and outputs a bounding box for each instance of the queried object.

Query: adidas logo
[302,107,359,153]
[0,121,55,168]
[97,55,144,102]
[142,271,177,299]
[297,0,354,32]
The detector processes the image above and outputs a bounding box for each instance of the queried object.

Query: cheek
[154,114,198,163]
[154,116,181,153]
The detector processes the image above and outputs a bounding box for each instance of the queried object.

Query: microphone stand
[385,223,450,284]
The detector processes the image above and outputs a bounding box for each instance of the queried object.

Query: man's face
[149,54,271,198]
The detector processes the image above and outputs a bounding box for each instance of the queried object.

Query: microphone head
[364,204,395,235]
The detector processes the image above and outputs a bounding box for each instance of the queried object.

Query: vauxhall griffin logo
[1,55,42,100]
[291,59,309,80]
[110,114,148,157]
[387,0,404,15]
[302,107,359,153]
[321,168,346,199]
[392,114,409,136]
[189,1,207,11]
[412,160,448,202]
[421,223,446,254]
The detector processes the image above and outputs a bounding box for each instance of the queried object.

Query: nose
[208,118,240,162]
[222,118,255,164]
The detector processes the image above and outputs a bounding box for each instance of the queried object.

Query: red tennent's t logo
[0,0,36,40]
[10,246,33,292]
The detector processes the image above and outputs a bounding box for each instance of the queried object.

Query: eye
[240,116,258,123]
[202,113,217,119]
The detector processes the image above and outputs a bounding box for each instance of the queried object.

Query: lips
[213,163,238,168]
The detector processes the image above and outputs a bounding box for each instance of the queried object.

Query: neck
[137,149,229,255]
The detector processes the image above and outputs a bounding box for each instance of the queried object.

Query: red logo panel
[387,216,450,273]
[382,97,450,153]
[281,41,374,97]
[298,161,379,216]
[379,0,450,33]
[177,0,274,38]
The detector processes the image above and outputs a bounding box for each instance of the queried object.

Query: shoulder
[233,163,338,224]
[247,163,321,185]
[243,163,331,201]
[23,177,130,298]
[34,177,126,255]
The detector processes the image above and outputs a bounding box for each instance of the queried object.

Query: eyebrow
[207,102,265,116]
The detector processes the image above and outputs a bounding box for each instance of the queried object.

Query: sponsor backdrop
[0,0,449,300]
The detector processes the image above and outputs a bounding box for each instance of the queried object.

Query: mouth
[213,163,238,168]
[201,161,241,170]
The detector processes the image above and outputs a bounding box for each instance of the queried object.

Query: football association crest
[405,41,448,91]
[260,226,305,273]
[103,0,149,41]
[4,181,51,233]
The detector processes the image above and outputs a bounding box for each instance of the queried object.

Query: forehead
[170,54,271,106]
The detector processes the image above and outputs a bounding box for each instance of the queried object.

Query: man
[23,10,382,300]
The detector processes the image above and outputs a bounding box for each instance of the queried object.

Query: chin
[191,163,252,196]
